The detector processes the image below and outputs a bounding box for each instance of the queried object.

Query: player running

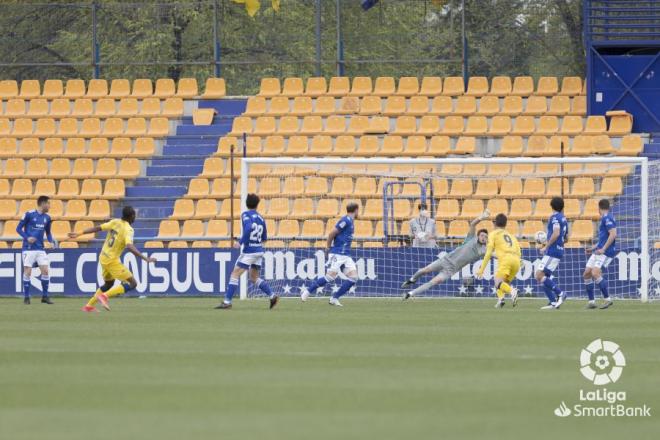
[215,193,279,310]
[476,213,520,308]
[583,199,616,309]
[16,196,57,305]
[69,206,157,312]
[301,202,359,307]
[536,197,569,310]
[401,211,490,299]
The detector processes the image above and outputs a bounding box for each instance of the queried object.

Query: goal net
[238,157,652,302]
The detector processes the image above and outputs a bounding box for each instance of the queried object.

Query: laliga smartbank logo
[553,339,651,418]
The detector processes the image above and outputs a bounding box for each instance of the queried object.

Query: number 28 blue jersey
[239,209,267,253]
[546,212,569,258]
[330,215,354,256]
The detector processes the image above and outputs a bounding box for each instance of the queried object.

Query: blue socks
[255,278,273,297]
[585,280,595,301]
[333,279,356,299]
[22,276,30,299]
[542,277,557,303]
[307,276,330,294]
[595,277,609,298]
[40,275,49,299]
[224,277,239,303]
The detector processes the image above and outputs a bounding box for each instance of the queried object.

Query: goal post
[239,156,652,302]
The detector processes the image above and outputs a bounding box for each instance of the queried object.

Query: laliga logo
[579,339,626,385]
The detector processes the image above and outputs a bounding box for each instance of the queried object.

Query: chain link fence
[0,0,584,95]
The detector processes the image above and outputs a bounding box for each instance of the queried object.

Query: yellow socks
[86,288,103,307]
[105,283,127,298]
[496,281,512,299]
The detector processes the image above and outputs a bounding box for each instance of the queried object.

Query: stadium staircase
[122,99,246,239]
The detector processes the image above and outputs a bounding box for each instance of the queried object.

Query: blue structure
[584,0,660,132]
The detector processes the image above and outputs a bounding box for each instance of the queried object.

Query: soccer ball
[535,231,547,244]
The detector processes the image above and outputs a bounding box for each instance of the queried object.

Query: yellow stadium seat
[63,199,87,220]
[194,199,218,219]
[116,98,138,117]
[78,117,102,137]
[258,78,280,97]
[4,158,26,178]
[26,98,49,117]
[258,176,280,196]
[459,199,484,219]
[485,198,509,215]
[190,240,211,248]
[25,158,48,178]
[186,178,209,198]
[536,116,559,136]
[547,95,570,116]
[10,178,32,198]
[305,77,327,97]
[447,220,469,237]
[431,199,458,220]
[454,136,476,155]
[102,117,124,137]
[260,135,283,156]
[86,79,108,98]
[148,117,169,137]
[300,115,323,135]
[12,118,33,137]
[563,199,581,219]
[396,77,419,96]
[181,219,204,238]
[328,77,350,96]
[404,96,427,116]
[560,77,582,96]
[18,80,40,98]
[330,177,354,197]
[512,76,534,96]
[350,219,372,238]
[499,96,521,117]
[442,116,464,135]
[268,96,290,115]
[308,135,331,155]
[544,135,566,156]
[559,115,583,135]
[5,98,26,117]
[497,178,522,197]
[63,79,85,99]
[34,178,56,197]
[314,96,335,115]
[315,199,339,218]
[170,199,194,220]
[536,76,559,96]
[0,138,17,158]
[94,158,116,178]
[50,221,71,241]
[325,115,346,135]
[277,219,300,237]
[332,135,356,156]
[346,115,370,135]
[35,118,58,137]
[279,176,303,196]
[244,97,267,117]
[474,95,498,116]
[85,137,108,157]
[378,135,402,156]
[509,115,534,136]
[509,199,533,220]
[428,96,451,116]
[79,178,101,198]
[490,76,512,96]
[42,79,63,98]
[419,76,442,96]
[568,135,592,156]
[392,199,411,220]
[584,116,607,135]
[350,77,372,96]
[46,99,70,118]
[404,135,427,155]
[449,178,473,197]
[154,78,176,98]
[392,116,416,135]
[520,220,543,239]
[282,77,303,97]
[571,95,586,115]
[608,114,632,136]
[373,77,395,96]
[166,241,188,249]
[581,199,600,219]
[211,178,231,198]
[454,96,476,116]
[17,138,39,157]
[301,219,324,237]
[50,158,71,178]
[353,135,377,156]
[464,116,487,135]
[572,177,595,198]
[474,178,499,198]
[546,177,570,196]
[109,79,130,98]
[134,137,155,158]
[0,179,8,197]
[265,198,290,218]
[202,78,226,98]
[104,178,124,199]
[206,219,229,237]
[131,78,153,98]
[177,78,198,98]
[442,76,464,96]
[359,96,382,115]
[616,135,643,156]
[17,199,37,217]
[485,164,511,178]
[95,98,117,117]
[291,96,313,116]
[59,241,79,248]
[286,135,309,155]
[158,220,180,238]
[524,95,547,116]
[570,220,594,241]
[487,115,511,136]
[466,77,488,96]
[590,135,615,155]
[118,158,139,178]
[535,163,559,176]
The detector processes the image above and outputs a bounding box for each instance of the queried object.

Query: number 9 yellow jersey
[99,219,134,262]
[488,229,521,259]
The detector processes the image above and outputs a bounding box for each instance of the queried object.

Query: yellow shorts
[100,258,133,282]
[496,255,521,283]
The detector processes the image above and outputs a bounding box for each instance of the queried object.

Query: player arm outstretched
[468,210,490,236]
[68,225,103,239]
[125,243,157,263]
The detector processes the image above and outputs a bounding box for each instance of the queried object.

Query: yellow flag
[271,0,280,12]
[233,0,279,16]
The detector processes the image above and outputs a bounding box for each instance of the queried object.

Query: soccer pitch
[1,297,658,440]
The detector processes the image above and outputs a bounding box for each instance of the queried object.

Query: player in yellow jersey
[68,206,157,312]
[476,213,521,308]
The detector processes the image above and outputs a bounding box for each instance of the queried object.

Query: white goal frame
[240,156,650,302]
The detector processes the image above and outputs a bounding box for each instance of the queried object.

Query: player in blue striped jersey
[302,202,359,307]
[583,199,617,309]
[215,194,278,310]
[535,197,569,310]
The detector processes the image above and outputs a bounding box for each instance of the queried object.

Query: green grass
[0,297,658,440]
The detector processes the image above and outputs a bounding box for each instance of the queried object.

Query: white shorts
[536,255,560,274]
[327,253,357,274]
[236,252,264,269]
[22,250,49,268]
[586,254,613,269]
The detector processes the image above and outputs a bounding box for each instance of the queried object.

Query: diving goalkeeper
[401,211,490,299]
